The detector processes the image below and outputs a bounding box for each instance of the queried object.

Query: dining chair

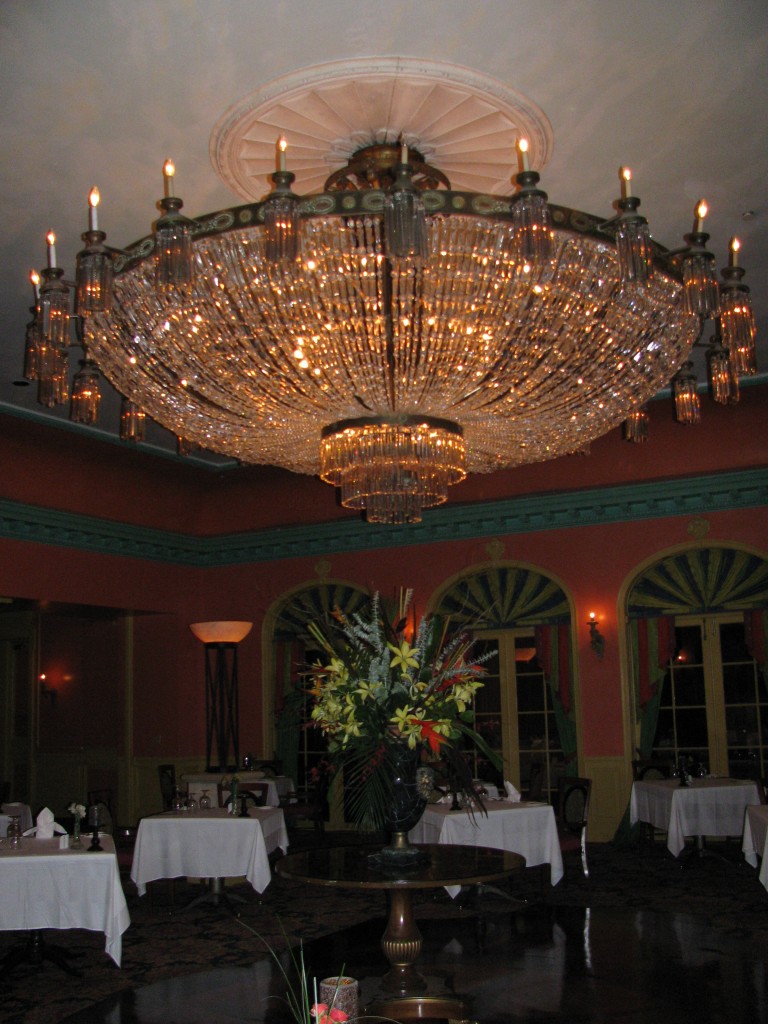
[282,776,329,836]
[527,761,545,801]
[217,781,269,812]
[556,776,592,880]
[632,758,674,781]
[632,758,674,848]
[157,764,176,811]
[87,788,114,825]
[86,799,114,835]
[250,759,283,777]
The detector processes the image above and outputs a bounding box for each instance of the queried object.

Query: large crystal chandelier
[24,64,757,525]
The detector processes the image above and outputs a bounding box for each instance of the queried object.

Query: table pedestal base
[680,835,731,868]
[365,888,472,1021]
[364,990,473,1023]
[180,878,247,915]
[0,929,82,977]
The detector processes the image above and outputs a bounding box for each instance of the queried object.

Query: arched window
[432,565,578,799]
[269,582,370,790]
[627,546,768,779]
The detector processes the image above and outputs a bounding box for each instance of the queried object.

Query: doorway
[652,614,767,779]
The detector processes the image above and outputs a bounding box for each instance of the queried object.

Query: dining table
[409,799,564,894]
[181,773,295,807]
[0,833,130,969]
[130,806,288,902]
[629,777,762,858]
[277,843,525,1022]
[741,803,768,891]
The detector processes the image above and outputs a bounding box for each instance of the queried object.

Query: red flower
[419,720,447,755]
[311,1003,348,1023]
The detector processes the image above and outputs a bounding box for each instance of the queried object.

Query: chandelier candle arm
[154,160,194,291]
[680,200,720,320]
[719,237,757,376]
[76,188,114,319]
[264,141,301,265]
[610,167,654,286]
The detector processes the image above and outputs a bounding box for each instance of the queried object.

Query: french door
[652,613,767,779]
[468,631,564,801]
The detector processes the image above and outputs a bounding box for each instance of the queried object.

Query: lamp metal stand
[204,641,240,773]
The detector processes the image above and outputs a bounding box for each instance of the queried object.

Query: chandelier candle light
[24,66,758,524]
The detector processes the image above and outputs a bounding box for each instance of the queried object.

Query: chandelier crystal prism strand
[25,102,758,525]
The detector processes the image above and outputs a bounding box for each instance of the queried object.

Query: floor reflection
[61,904,766,1024]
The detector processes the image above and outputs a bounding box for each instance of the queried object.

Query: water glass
[7,815,22,848]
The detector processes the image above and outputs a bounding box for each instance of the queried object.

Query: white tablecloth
[630,778,762,857]
[741,804,768,891]
[130,807,288,897]
[1,802,34,833]
[0,835,130,966]
[182,773,294,807]
[409,800,564,894]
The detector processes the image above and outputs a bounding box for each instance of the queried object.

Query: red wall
[1,383,767,763]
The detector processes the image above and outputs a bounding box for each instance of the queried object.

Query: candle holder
[319,977,358,1021]
[87,804,103,852]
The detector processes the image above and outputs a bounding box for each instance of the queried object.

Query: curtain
[534,623,577,774]
[631,615,675,759]
[274,639,303,784]
[745,608,768,691]
[613,614,674,845]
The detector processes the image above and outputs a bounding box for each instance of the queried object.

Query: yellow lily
[388,641,419,673]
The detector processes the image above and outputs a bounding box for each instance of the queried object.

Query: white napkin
[504,780,522,802]
[34,807,65,839]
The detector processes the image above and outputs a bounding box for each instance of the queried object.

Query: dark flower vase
[369,745,430,869]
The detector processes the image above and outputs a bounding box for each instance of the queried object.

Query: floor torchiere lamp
[189,621,253,773]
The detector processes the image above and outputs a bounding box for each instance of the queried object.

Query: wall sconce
[39,673,57,707]
[587,613,605,659]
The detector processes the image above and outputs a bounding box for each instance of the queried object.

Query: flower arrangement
[67,801,87,845]
[307,589,500,829]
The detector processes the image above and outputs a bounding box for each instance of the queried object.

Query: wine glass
[199,789,211,811]
[7,815,22,848]
[186,793,198,813]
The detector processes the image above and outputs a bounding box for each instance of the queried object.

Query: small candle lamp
[319,977,358,1020]
[87,803,103,851]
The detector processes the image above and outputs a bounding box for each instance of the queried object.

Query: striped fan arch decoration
[433,566,570,627]
[628,547,768,618]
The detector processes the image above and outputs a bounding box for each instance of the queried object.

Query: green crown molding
[1,468,766,567]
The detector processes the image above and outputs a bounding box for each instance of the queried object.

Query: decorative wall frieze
[0,468,766,568]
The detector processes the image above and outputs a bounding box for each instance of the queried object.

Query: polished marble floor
[60,901,765,1024]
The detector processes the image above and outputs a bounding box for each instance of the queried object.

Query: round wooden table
[276,843,525,1021]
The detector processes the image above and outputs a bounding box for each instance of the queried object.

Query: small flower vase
[71,818,81,847]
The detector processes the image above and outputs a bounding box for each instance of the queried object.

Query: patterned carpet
[1,835,766,1024]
